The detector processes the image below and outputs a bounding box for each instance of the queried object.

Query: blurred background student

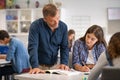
[88,32,120,80]
[68,29,75,68]
[68,29,75,52]
[0,30,30,80]
[72,25,107,72]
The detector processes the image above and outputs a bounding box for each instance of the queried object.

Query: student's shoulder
[75,39,84,44]
[11,38,22,44]
[11,37,19,41]
[31,18,43,25]
[59,20,67,27]
[96,43,106,49]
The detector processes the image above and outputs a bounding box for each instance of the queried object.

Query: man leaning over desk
[28,3,69,74]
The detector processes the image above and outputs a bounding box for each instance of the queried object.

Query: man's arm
[60,23,69,66]
[28,22,39,68]
[59,28,69,70]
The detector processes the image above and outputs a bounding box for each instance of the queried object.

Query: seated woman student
[72,25,107,72]
[68,29,75,52]
[0,30,30,80]
[88,32,120,80]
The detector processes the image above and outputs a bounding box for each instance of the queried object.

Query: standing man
[28,3,69,74]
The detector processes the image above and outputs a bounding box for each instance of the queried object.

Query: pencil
[82,61,86,66]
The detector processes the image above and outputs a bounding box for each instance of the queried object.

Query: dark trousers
[0,65,15,80]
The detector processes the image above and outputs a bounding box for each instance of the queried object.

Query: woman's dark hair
[80,25,107,48]
[0,30,10,40]
[108,32,120,59]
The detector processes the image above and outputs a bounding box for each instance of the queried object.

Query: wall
[14,0,120,42]
[61,0,120,42]
[0,0,119,47]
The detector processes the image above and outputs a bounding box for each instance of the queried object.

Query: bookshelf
[5,8,43,35]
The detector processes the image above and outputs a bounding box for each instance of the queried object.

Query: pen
[82,61,90,71]
[82,61,86,66]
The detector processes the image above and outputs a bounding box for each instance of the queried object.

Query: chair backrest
[101,66,120,80]
[68,52,73,68]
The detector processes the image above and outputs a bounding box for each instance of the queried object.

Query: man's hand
[57,64,70,70]
[29,68,45,74]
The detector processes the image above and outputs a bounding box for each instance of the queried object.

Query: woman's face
[85,33,98,49]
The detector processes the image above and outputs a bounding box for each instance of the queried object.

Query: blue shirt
[28,18,69,68]
[6,38,30,73]
[72,39,106,67]
[0,45,9,54]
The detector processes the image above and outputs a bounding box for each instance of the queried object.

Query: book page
[45,69,80,76]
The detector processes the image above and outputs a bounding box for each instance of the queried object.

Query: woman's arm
[73,40,90,72]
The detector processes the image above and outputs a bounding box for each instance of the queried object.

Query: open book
[45,69,80,76]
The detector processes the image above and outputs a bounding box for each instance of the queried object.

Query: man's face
[0,38,8,45]
[44,11,60,29]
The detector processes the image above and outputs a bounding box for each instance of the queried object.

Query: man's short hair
[43,4,58,17]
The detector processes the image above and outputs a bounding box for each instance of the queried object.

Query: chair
[68,52,73,68]
[101,66,120,80]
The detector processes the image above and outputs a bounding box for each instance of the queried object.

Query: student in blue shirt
[28,4,69,74]
[72,25,107,72]
[0,30,30,79]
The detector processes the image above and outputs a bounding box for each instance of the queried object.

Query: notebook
[45,69,80,76]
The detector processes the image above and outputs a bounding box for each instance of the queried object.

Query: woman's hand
[74,64,90,72]
[86,64,95,69]
[81,66,90,72]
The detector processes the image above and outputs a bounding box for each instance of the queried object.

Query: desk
[0,59,11,80]
[0,59,10,67]
[15,72,89,80]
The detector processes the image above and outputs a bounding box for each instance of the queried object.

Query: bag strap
[105,50,113,66]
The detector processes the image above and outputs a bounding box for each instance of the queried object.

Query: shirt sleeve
[97,43,106,57]
[72,40,82,66]
[60,23,69,65]
[6,40,15,61]
[28,22,39,68]
[88,52,108,80]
